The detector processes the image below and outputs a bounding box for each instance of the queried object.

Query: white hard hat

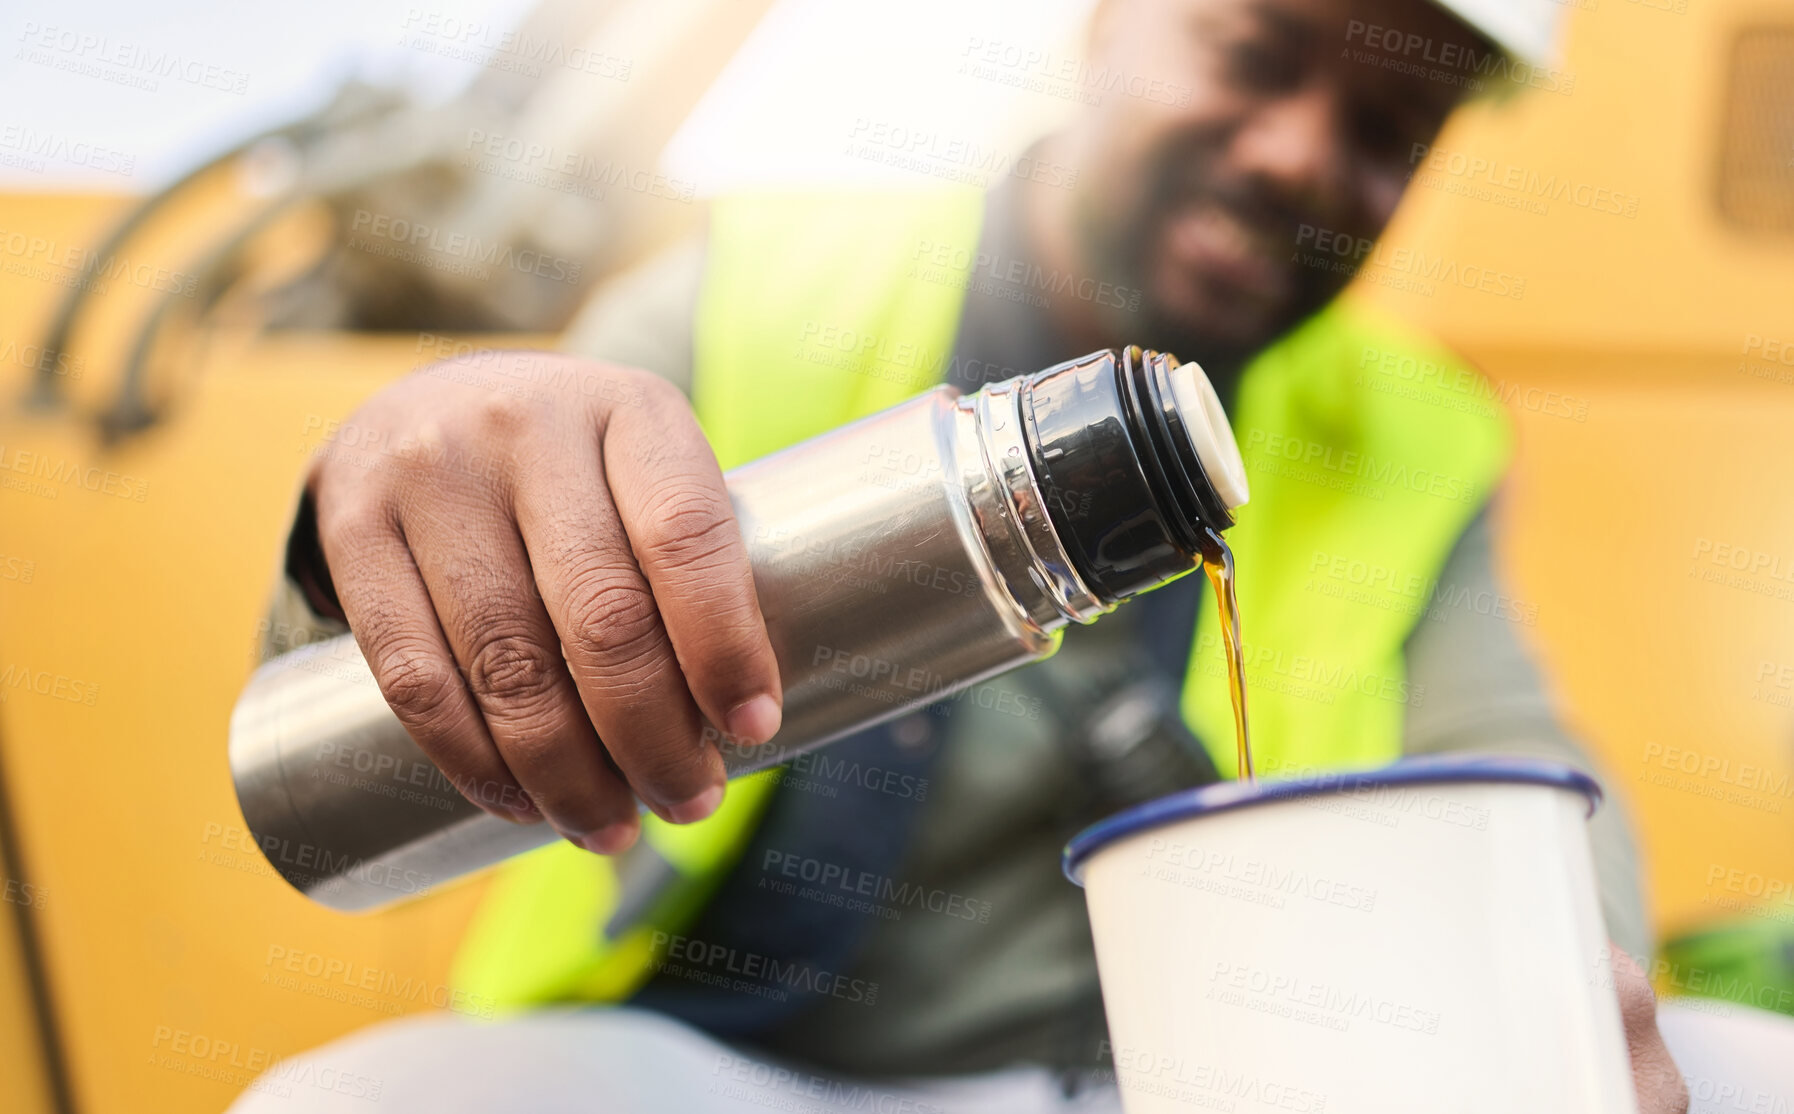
[1430,0,1562,64]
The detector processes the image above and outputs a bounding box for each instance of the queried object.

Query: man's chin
[1140,279,1288,365]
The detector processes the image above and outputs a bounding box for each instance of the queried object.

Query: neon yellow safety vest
[452,190,1511,1007]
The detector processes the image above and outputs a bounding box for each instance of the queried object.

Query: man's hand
[1609,945,1690,1114]
[306,354,783,855]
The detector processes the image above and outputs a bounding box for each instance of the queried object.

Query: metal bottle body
[730,381,1082,746]
[231,368,1135,911]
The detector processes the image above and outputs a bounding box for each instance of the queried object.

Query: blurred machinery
[22,0,774,439]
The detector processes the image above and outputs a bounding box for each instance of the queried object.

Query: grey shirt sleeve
[1402,504,1652,960]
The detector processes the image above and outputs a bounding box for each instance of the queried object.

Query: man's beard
[1077,140,1353,403]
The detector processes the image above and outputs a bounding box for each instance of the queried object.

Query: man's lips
[1160,200,1289,303]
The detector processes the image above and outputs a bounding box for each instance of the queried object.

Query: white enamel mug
[1064,755,1638,1114]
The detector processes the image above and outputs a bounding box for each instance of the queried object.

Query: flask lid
[1016,347,1242,605]
[1166,358,1249,511]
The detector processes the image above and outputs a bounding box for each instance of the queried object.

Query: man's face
[1063,0,1492,368]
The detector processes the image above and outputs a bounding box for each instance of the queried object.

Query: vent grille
[1718,26,1794,234]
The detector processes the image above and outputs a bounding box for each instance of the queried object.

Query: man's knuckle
[565,576,664,664]
[375,643,460,718]
[641,485,736,566]
[467,632,559,706]
[318,498,391,551]
[470,392,536,438]
[631,369,684,410]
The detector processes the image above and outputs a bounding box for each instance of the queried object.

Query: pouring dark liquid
[1197,526,1253,783]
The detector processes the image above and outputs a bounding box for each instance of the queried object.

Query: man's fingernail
[504,806,544,826]
[666,784,724,825]
[573,820,638,855]
[726,694,782,746]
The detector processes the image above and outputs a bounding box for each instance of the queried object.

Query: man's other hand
[1610,944,1690,1114]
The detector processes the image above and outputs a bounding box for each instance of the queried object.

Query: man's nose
[1227,85,1348,215]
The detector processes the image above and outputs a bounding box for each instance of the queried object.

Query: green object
[452,188,1511,1009]
[1659,919,1794,1017]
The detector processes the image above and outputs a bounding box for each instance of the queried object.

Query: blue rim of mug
[1063,754,1603,886]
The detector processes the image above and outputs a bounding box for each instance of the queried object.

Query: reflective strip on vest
[453,188,1510,1008]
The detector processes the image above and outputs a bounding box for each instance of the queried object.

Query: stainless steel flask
[230,347,1250,910]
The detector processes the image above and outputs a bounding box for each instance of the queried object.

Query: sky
[2,0,546,191]
[1,0,1092,194]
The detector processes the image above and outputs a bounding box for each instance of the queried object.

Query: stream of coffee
[1197,526,1253,783]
